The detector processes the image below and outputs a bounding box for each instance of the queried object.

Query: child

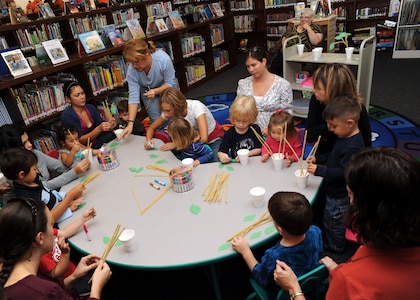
[0,148,85,223]
[56,123,99,168]
[218,96,263,164]
[231,191,323,299]
[167,118,214,167]
[307,95,365,253]
[40,207,96,280]
[261,110,302,167]
[117,99,145,136]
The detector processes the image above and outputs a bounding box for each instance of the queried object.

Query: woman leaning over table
[120,38,177,139]
[0,197,111,299]
[274,147,420,300]
[270,7,323,76]
[236,46,293,136]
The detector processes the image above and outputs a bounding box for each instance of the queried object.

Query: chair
[46,149,60,159]
[246,264,328,300]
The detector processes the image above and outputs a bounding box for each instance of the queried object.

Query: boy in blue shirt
[307,95,365,253]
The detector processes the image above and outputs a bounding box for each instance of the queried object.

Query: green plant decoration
[329,32,352,51]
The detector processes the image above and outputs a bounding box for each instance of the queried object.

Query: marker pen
[149,182,160,190]
[154,179,166,186]
[83,224,92,241]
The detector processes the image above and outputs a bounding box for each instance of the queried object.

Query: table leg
[202,263,222,300]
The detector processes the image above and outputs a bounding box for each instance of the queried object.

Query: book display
[78,30,106,54]
[1,48,32,78]
[125,19,146,39]
[42,39,70,64]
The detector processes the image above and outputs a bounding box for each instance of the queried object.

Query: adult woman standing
[270,8,323,76]
[236,46,293,135]
[0,197,111,299]
[274,147,420,300]
[61,81,116,149]
[121,39,178,139]
[144,87,224,162]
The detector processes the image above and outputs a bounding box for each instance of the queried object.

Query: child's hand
[57,236,71,255]
[74,159,91,174]
[193,159,200,168]
[261,153,270,162]
[144,140,154,150]
[285,157,294,168]
[72,141,81,153]
[307,162,317,175]
[92,149,100,156]
[307,155,316,164]
[218,153,231,164]
[69,197,84,212]
[261,127,268,136]
[67,184,86,200]
[82,207,96,222]
[231,236,249,254]
[159,142,175,151]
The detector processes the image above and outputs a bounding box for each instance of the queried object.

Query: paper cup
[237,149,250,165]
[114,128,123,140]
[271,153,284,170]
[118,229,136,252]
[312,47,323,60]
[295,169,309,189]
[250,187,266,208]
[297,44,304,55]
[82,149,93,164]
[181,158,194,170]
[345,47,354,60]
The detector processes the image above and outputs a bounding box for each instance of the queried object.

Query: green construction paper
[110,104,117,115]
[226,166,234,171]
[77,202,87,210]
[250,231,262,240]
[129,167,144,173]
[156,159,167,164]
[189,204,201,215]
[218,243,231,251]
[264,225,275,235]
[149,154,159,158]
[109,141,119,148]
[80,176,88,183]
[244,214,256,222]
[103,236,122,246]
[218,163,225,169]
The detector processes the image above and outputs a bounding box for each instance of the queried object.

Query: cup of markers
[169,165,194,193]
[97,150,119,171]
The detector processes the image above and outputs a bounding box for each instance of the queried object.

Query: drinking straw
[131,187,142,214]
[141,185,172,215]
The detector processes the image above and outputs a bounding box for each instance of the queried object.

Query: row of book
[155,40,174,61]
[185,57,206,86]
[266,25,287,37]
[85,55,128,96]
[230,0,254,11]
[112,8,138,26]
[14,82,69,126]
[146,1,173,18]
[332,7,347,20]
[69,15,108,36]
[213,48,229,71]
[210,24,225,47]
[32,129,60,155]
[16,23,63,50]
[181,35,206,58]
[234,15,256,33]
[0,37,9,50]
[0,98,13,126]
[355,7,388,20]
[266,12,293,23]
[264,0,298,9]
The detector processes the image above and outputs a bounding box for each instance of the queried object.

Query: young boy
[307,95,365,253]
[217,96,263,163]
[117,99,145,136]
[231,191,323,299]
[0,148,85,223]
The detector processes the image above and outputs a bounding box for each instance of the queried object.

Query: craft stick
[141,185,172,215]
[131,187,142,214]
[83,171,101,186]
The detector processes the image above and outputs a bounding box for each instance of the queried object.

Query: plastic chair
[246,264,328,300]
[46,149,60,159]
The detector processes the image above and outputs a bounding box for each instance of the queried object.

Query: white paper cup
[250,187,266,208]
[297,44,304,55]
[271,153,284,170]
[118,229,136,252]
[312,47,323,60]
[237,149,250,165]
[295,169,309,189]
[114,129,123,140]
[82,149,93,164]
[345,47,354,60]
[182,158,194,170]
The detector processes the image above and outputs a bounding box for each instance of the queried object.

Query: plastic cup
[295,169,309,189]
[312,47,323,60]
[271,153,284,170]
[250,187,266,208]
[182,158,194,170]
[237,149,250,165]
[118,229,136,252]
[0,172,8,187]
[297,44,304,55]
[345,47,354,60]
[114,128,123,140]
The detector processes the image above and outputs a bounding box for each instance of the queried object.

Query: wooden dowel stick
[141,185,172,215]
[131,187,142,214]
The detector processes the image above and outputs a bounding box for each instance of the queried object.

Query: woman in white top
[144,87,224,162]
[236,46,293,135]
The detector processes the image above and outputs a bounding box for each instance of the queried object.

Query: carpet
[198,93,420,160]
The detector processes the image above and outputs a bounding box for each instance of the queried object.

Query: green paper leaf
[265,226,275,235]
[149,154,159,158]
[129,167,138,173]
[77,202,87,210]
[136,167,144,173]
[218,243,231,251]
[80,176,88,183]
[189,204,201,215]
[226,166,234,171]
[110,104,117,115]
[244,214,256,222]
[103,236,110,245]
[335,32,351,40]
[329,43,335,51]
[156,159,167,164]
[109,142,119,148]
[218,163,225,169]
[250,231,262,240]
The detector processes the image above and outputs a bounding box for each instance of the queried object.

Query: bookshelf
[392,0,420,58]
[0,0,236,130]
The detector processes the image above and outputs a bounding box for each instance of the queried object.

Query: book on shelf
[35,44,52,66]
[0,97,13,126]
[78,30,106,55]
[38,3,55,19]
[146,16,159,35]
[0,36,9,50]
[168,11,185,29]
[211,3,224,17]
[204,5,214,20]
[9,7,29,24]
[65,2,79,13]
[155,40,174,60]
[103,24,125,46]
[125,18,146,39]
[155,18,169,32]
[85,0,97,11]
[1,48,32,78]
[294,2,305,18]
[41,39,69,65]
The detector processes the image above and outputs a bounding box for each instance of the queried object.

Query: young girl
[218,95,263,164]
[167,118,214,167]
[261,110,302,167]
[57,123,99,168]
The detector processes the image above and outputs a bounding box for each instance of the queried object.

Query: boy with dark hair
[231,191,322,299]
[117,99,145,136]
[307,95,365,253]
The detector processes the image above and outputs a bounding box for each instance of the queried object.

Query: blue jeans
[323,195,350,253]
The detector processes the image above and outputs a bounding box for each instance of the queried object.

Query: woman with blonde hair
[120,39,177,139]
